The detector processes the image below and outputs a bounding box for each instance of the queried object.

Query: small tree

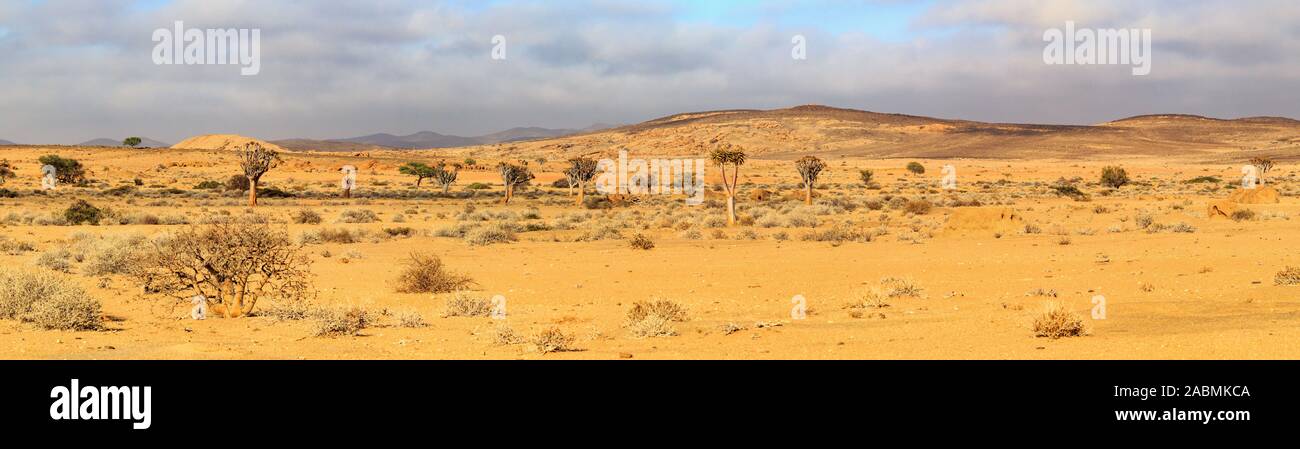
[433,162,460,194]
[464,158,477,167]
[399,162,437,187]
[709,144,747,225]
[858,169,874,186]
[123,137,143,148]
[0,160,14,184]
[566,157,600,206]
[1250,157,1275,184]
[1100,166,1130,189]
[237,142,279,207]
[38,154,87,184]
[498,162,534,205]
[131,221,312,318]
[906,162,925,175]
[794,156,826,205]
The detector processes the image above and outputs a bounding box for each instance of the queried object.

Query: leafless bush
[312,306,373,337]
[131,221,313,318]
[532,327,576,354]
[442,291,492,317]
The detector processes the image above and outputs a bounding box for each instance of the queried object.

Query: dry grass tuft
[1031,302,1087,339]
[442,291,492,317]
[394,252,474,294]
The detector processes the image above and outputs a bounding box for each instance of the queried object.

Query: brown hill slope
[455,105,1300,162]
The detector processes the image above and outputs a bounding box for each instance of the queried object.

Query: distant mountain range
[272,124,617,152]
[0,139,15,145]
[79,137,171,147]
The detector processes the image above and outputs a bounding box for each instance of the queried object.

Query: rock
[1228,186,1280,204]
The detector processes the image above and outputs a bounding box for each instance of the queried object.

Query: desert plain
[1,105,1298,359]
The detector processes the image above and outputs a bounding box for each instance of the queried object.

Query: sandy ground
[0,147,1297,359]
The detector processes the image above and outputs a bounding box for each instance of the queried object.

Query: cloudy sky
[1,0,1297,144]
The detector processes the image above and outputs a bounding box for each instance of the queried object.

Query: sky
[0,0,1298,144]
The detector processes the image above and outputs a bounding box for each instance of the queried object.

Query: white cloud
[0,0,1297,144]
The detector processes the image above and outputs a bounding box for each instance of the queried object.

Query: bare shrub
[1032,303,1087,339]
[879,277,923,297]
[532,327,576,354]
[292,209,322,224]
[131,221,312,318]
[394,253,474,294]
[626,299,687,337]
[903,199,932,215]
[337,209,379,223]
[1275,267,1300,286]
[0,269,102,330]
[442,291,492,317]
[493,324,525,345]
[628,233,655,250]
[397,310,427,328]
[465,222,517,246]
[312,306,373,337]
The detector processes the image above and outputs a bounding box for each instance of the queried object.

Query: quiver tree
[794,156,826,205]
[709,144,748,225]
[238,142,280,207]
[399,162,437,187]
[130,221,312,318]
[566,157,599,206]
[0,160,14,184]
[498,162,535,205]
[433,162,460,194]
[1250,157,1275,184]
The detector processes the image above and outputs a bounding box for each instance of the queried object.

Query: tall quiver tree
[1250,157,1275,185]
[238,142,280,207]
[498,162,535,205]
[709,143,747,226]
[434,161,460,194]
[794,156,826,205]
[566,157,599,206]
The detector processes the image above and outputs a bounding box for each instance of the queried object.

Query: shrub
[1100,166,1130,189]
[226,175,250,191]
[466,182,490,190]
[1231,209,1256,222]
[394,252,474,294]
[626,299,688,324]
[0,269,102,330]
[532,327,576,354]
[397,310,427,328]
[39,155,87,184]
[442,291,492,317]
[130,221,312,318]
[312,306,372,337]
[337,209,379,223]
[194,180,222,190]
[64,200,103,225]
[903,199,932,215]
[383,227,414,238]
[858,169,874,185]
[84,234,147,276]
[465,223,517,246]
[292,209,323,224]
[906,162,925,175]
[1032,303,1087,338]
[629,233,655,250]
[1275,267,1300,286]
